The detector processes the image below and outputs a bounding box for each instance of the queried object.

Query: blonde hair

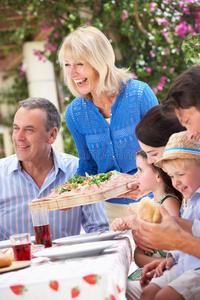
[58,25,133,98]
[162,158,200,170]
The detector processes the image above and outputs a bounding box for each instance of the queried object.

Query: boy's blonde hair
[58,25,133,99]
[162,158,200,171]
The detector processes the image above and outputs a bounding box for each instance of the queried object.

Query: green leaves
[181,33,200,64]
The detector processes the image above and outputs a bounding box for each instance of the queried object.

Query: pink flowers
[132,72,138,79]
[146,67,152,73]
[150,3,156,11]
[175,20,195,39]
[44,43,57,52]
[162,31,171,43]
[156,18,170,26]
[54,32,59,38]
[33,49,46,63]
[122,10,128,20]
[150,50,156,57]
[157,76,168,91]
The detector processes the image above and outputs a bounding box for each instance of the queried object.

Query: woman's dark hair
[161,65,200,117]
[135,105,185,147]
[136,150,182,202]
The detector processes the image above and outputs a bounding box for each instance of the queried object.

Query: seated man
[0,97,109,241]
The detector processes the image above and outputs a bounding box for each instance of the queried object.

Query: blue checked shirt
[0,149,109,241]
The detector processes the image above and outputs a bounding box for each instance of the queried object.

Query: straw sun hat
[155,131,200,168]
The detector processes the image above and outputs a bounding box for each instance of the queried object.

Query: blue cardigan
[65,79,158,204]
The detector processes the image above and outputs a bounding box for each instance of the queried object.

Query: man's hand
[138,205,182,250]
[133,231,154,253]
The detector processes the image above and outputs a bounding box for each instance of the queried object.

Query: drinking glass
[31,207,52,248]
[10,233,31,261]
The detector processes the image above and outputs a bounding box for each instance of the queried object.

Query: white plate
[53,230,122,245]
[0,236,35,249]
[33,240,118,260]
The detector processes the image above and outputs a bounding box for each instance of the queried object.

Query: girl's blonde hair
[58,25,133,98]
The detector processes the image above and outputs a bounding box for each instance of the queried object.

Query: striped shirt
[0,149,109,241]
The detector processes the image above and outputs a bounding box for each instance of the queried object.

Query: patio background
[0,0,200,158]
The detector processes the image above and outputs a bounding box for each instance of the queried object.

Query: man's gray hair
[18,97,61,132]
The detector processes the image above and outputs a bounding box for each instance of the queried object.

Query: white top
[105,118,111,125]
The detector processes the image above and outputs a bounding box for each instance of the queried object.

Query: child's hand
[140,259,162,286]
[154,256,175,277]
[110,217,128,231]
[125,214,138,233]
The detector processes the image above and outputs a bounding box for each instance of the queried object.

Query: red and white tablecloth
[0,231,133,300]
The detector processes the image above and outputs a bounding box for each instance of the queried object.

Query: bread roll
[0,253,14,268]
[137,197,161,223]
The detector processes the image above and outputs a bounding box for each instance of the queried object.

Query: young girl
[132,150,182,271]
[111,150,182,281]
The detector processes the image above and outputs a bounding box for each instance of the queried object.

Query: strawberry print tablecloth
[0,231,133,300]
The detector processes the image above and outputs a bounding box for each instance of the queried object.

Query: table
[0,231,133,300]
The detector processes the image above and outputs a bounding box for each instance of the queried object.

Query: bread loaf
[0,253,14,268]
[137,197,161,223]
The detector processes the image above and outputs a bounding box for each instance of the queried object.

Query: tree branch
[133,0,157,46]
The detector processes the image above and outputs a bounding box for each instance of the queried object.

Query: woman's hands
[118,181,142,200]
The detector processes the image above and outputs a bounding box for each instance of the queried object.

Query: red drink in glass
[12,243,31,261]
[33,224,52,248]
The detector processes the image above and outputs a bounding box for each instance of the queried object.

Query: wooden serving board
[29,182,132,211]
[0,260,31,273]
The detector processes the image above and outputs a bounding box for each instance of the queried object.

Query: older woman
[58,25,158,223]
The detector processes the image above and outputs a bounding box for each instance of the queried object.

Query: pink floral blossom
[157,76,168,91]
[132,72,138,79]
[179,0,194,9]
[122,10,128,20]
[150,50,156,57]
[33,49,46,63]
[146,67,152,73]
[54,32,59,38]
[170,68,175,72]
[164,48,170,55]
[155,18,170,26]
[162,65,167,70]
[87,21,91,25]
[44,43,57,52]
[41,26,53,32]
[175,20,196,39]
[162,31,171,43]
[194,11,200,33]
[150,3,156,11]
